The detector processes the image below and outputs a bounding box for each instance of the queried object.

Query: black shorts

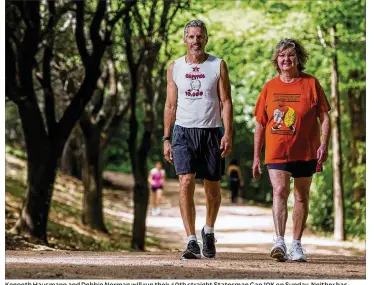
[267,160,318,178]
[151,186,163,192]
[172,125,225,181]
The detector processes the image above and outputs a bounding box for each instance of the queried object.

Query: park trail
[6,167,366,279]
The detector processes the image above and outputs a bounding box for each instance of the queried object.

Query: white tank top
[172,54,222,128]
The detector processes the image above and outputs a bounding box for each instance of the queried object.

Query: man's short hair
[184,20,208,41]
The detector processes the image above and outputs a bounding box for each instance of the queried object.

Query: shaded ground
[104,171,365,257]
[5,156,366,279]
[6,251,365,279]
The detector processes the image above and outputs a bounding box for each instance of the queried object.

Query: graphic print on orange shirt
[271,94,300,135]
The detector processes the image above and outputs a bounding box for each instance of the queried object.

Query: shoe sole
[270,248,287,262]
[201,251,215,259]
[180,251,201,260]
[290,257,307,262]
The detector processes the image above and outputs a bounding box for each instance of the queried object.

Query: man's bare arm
[218,60,233,157]
[163,62,177,164]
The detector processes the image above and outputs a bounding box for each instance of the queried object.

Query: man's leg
[179,173,201,259]
[268,169,291,261]
[179,173,196,236]
[288,177,312,262]
[204,180,221,227]
[201,180,221,258]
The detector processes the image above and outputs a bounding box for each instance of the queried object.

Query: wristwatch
[162,135,171,142]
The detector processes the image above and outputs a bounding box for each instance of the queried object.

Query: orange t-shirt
[254,73,331,164]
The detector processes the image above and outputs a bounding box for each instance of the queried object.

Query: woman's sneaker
[180,240,201,260]
[201,227,216,258]
[288,241,307,262]
[270,237,288,262]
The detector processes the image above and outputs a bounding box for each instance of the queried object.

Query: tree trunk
[330,25,345,241]
[60,126,84,179]
[132,130,152,250]
[9,105,58,243]
[81,128,107,233]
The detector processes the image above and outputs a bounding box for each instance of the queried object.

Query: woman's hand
[317,143,329,164]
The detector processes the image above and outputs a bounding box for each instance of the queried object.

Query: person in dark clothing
[227,159,243,203]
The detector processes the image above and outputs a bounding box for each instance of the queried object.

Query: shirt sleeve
[315,79,331,114]
[254,84,268,125]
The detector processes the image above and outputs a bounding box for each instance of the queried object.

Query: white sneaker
[288,241,307,262]
[155,208,161,215]
[151,208,161,216]
[151,208,157,216]
[270,237,288,262]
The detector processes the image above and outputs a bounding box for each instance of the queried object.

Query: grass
[5,155,162,252]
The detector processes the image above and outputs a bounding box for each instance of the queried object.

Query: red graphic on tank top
[185,66,205,97]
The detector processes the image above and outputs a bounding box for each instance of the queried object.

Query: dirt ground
[6,251,365,279]
[5,170,366,279]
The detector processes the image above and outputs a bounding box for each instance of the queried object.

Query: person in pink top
[148,161,166,216]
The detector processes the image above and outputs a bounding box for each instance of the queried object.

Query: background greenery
[6,0,366,240]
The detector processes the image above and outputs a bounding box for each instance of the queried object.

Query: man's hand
[317,143,328,164]
[252,158,262,180]
[220,135,232,157]
[163,140,173,165]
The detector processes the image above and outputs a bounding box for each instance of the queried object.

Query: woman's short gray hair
[184,20,208,41]
[271,38,309,73]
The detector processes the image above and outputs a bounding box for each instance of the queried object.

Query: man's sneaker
[180,240,201,260]
[201,227,216,258]
[288,241,307,262]
[270,237,288,262]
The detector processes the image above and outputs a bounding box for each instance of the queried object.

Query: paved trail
[6,172,366,279]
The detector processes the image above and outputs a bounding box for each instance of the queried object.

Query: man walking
[163,20,233,259]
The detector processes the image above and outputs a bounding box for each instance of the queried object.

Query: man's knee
[179,175,194,190]
[273,185,290,199]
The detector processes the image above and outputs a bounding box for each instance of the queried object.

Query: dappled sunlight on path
[102,171,365,256]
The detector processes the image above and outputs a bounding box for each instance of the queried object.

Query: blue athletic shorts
[172,125,225,181]
[267,160,318,178]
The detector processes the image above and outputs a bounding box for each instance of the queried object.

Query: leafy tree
[6,0,132,242]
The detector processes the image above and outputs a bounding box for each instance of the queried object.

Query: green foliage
[6,145,27,160]
[345,198,366,239]
[309,161,334,233]
[6,0,366,239]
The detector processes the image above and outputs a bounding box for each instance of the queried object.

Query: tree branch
[317,25,328,48]
[147,0,158,35]
[165,2,183,35]
[5,36,23,104]
[17,0,41,105]
[133,4,146,41]
[97,56,118,129]
[43,0,57,136]
[89,0,106,51]
[108,0,136,27]
[89,66,108,120]
[101,95,130,149]
[75,1,89,66]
